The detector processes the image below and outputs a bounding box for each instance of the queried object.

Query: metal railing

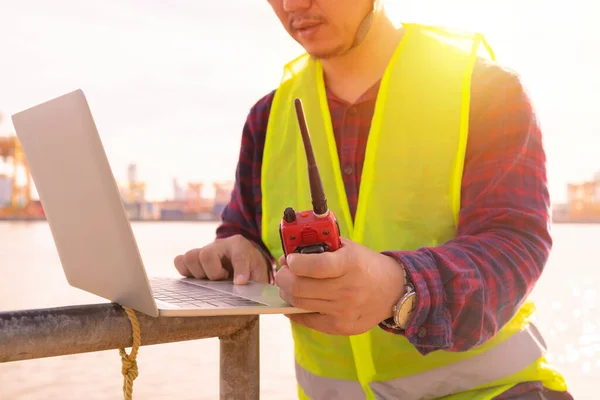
[0,303,260,400]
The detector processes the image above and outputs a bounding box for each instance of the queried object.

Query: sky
[0,0,598,202]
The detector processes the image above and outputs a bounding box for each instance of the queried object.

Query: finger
[287,252,345,279]
[274,265,289,287]
[182,248,207,279]
[173,255,192,277]
[229,247,251,285]
[278,254,287,267]
[279,287,337,313]
[198,246,229,280]
[249,250,270,283]
[276,267,338,301]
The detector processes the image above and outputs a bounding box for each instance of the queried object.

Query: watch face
[397,292,417,327]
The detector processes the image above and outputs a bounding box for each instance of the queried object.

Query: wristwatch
[390,266,417,330]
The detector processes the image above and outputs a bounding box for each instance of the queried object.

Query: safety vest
[261,23,568,400]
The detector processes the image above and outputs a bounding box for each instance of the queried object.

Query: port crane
[0,135,33,217]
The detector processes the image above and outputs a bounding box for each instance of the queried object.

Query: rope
[119,306,141,400]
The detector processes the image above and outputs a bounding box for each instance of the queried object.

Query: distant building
[213,181,233,217]
[0,174,10,206]
[127,164,138,184]
[173,178,185,201]
[554,171,600,223]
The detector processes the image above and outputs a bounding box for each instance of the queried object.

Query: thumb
[229,249,251,285]
[339,236,352,247]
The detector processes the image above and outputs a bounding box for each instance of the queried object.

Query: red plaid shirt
[216,57,571,400]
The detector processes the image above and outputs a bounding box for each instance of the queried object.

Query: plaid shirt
[216,57,571,400]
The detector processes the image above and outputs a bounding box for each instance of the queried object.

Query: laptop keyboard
[149,277,268,309]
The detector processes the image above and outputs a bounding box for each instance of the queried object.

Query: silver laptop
[11,89,308,318]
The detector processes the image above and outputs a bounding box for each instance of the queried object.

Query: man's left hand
[275,237,406,336]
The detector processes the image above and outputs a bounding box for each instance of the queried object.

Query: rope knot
[120,353,139,380]
[119,306,141,400]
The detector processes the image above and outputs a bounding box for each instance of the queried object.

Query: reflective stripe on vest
[295,362,365,400]
[296,324,547,400]
[262,22,569,400]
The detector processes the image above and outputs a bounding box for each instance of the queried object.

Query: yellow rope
[119,306,141,400]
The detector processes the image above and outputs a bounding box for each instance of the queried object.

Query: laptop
[10,89,309,318]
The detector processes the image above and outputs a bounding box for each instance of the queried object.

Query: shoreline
[2,218,600,225]
[0,218,222,223]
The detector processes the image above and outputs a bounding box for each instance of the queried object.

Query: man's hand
[173,235,270,284]
[275,237,406,336]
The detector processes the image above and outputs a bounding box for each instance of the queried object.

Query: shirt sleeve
[378,59,553,356]
[215,91,277,284]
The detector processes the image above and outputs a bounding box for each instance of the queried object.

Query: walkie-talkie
[279,98,342,257]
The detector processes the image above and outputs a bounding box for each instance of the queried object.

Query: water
[0,222,597,399]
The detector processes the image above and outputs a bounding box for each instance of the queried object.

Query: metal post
[219,316,260,400]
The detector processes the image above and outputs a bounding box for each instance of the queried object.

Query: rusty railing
[0,303,260,400]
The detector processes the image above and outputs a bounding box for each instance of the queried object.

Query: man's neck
[321,14,404,104]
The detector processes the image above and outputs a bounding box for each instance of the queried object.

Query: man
[174,1,571,399]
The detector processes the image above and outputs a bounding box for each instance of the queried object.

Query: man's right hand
[173,234,270,285]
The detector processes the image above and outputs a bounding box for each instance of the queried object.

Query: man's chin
[304,44,348,60]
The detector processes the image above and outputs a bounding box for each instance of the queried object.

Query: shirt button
[343,165,354,175]
[347,106,358,116]
[417,327,427,338]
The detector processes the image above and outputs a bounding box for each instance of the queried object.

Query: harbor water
[0,222,597,399]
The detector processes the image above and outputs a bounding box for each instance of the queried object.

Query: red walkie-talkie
[279,98,342,257]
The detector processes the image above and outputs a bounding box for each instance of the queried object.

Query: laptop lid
[11,89,159,317]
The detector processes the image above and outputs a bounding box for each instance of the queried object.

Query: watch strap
[384,264,417,330]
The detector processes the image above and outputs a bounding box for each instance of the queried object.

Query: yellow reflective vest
[261,23,568,400]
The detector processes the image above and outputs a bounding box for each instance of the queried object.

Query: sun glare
[384,0,505,36]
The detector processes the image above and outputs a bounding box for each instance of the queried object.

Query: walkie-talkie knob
[283,207,296,223]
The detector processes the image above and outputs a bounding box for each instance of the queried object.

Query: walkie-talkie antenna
[294,98,329,216]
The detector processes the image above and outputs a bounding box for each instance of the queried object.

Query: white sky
[0,0,597,202]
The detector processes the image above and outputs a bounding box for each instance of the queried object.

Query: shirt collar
[325,79,381,106]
